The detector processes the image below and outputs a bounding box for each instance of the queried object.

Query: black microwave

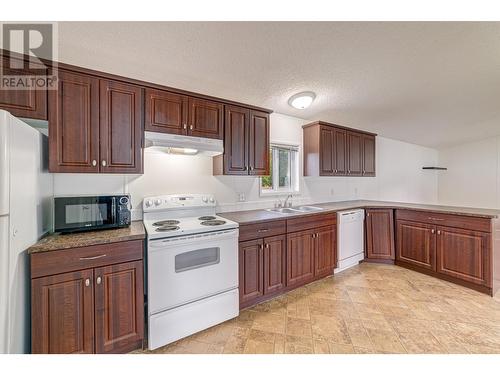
[54,195,131,233]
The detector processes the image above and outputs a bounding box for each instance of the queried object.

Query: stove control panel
[143,194,216,212]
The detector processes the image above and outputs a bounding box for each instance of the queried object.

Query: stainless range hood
[144,131,223,156]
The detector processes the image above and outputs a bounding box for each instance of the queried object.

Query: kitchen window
[260,144,299,195]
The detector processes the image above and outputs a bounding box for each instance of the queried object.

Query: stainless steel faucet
[284,194,293,208]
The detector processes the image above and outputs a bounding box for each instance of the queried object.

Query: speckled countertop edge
[28,221,146,254]
[218,200,500,225]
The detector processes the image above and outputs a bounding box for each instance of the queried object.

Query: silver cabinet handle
[437,230,441,235]
[96,276,102,285]
[183,123,187,130]
[101,160,107,167]
[431,229,435,234]
[85,278,90,287]
[249,166,254,171]
[334,169,338,173]
[79,254,107,261]
[92,160,97,167]
[428,217,444,221]
[258,229,269,233]
[189,125,194,130]
[265,243,269,249]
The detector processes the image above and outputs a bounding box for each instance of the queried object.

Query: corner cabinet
[213,105,270,176]
[30,240,145,354]
[365,209,395,261]
[49,70,144,174]
[303,121,376,177]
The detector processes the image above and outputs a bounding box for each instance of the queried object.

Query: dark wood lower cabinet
[366,209,395,261]
[239,239,264,306]
[286,229,315,288]
[31,269,95,354]
[94,261,144,354]
[396,219,436,271]
[31,240,144,354]
[436,226,490,287]
[314,226,336,278]
[263,235,286,295]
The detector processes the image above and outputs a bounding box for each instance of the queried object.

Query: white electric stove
[143,194,239,350]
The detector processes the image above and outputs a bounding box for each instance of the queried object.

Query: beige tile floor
[138,263,500,354]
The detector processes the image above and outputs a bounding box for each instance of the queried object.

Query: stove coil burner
[155,225,180,232]
[198,216,217,221]
[153,220,180,226]
[200,220,226,226]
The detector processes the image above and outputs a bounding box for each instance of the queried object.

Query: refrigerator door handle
[0,111,9,216]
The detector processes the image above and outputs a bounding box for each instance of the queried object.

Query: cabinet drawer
[31,240,144,278]
[239,220,286,242]
[395,209,491,233]
[287,213,336,233]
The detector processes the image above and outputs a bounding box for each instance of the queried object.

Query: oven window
[175,247,220,273]
[65,203,109,225]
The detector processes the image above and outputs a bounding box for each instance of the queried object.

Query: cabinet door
[94,261,144,354]
[436,227,491,286]
[145,89,188,135]
[188,97,223,139]
[314,226,336,278]
[223,105,249,175]
[0,56,47,119]
[366,209,394,260]
[248,110,270,175]
[263,235,286,295]
[239,239,264,306]
[396,220,436,271]
[362,134,376,176]
[347,131,363,176]
[31,269,94,354]
[333,128,347,175]
[48,70,100,173]
[319,126,335,176]
[287,230,315,288]
[99,80,144,174]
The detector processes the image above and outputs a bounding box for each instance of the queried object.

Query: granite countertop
[28,221,146,254]
[218,200,500,225]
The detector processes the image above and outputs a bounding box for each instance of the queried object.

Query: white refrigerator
[0,110,53,353]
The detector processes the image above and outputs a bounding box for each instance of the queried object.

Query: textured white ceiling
[58,22,500,148]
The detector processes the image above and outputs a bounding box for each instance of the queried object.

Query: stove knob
[202,196,208,203]
[209,197,215,203]
[154,199,162,206]
[145,199,153,208]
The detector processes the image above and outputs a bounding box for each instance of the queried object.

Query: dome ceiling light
[288,91,316,109]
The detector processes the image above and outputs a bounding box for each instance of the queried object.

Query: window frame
[260,143,300,197]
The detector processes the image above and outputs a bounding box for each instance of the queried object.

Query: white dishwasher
[335,209,365,273]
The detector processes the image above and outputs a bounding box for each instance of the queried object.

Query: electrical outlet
[237,192,246,202]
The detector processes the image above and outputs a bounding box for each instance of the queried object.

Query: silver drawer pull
[428,217,444,221]
[85,278,90,287]
[258,229,270,233]
[79,254,107,261]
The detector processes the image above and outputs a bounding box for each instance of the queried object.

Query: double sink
[266,205,324,215]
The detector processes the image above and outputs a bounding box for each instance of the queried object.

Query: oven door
[147,229,238,314]
[54,196,117,233]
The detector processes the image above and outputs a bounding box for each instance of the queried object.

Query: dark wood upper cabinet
[319,126,335,176]
[263,235,286,295]
[94,261,144,354]
[0,55,48,120]
[188,97,223,139]
[221,105,249,175]
[31,269,95,354]
[347,131,363,176]
[303,121,375,177]
[49,70,100,173]
[248,110,270,175]
[396,219,436,271]
[362,134,376,176]
[436,226,490,287]
[145,89,188,135]
[314,225,336,278]
[214,105,270,176]
[99,80,143,174]
[365,209,395,260]
[49,71,143,174]
[239,239,264,306]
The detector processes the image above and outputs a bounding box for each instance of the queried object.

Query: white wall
[53,113,439,219]
[438,136,500,209]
